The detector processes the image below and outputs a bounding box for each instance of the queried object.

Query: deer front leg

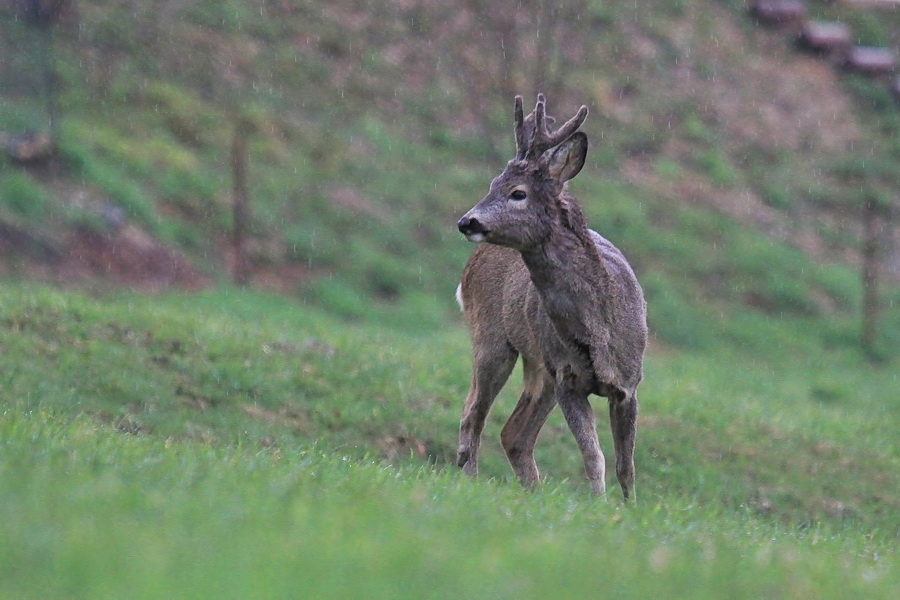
[609,391,638,501]
[556,371,606,495]
[457,347,517,476]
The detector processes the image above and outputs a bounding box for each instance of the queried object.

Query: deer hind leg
[500,360,555,489]
[609,391,638,501]
[456,343,517,477]
[556,371,606,495]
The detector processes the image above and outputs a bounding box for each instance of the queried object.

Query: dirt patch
[377,435,427,461]
[661,4,862,154]
[248,263,312,294]
[90,410,151,436]
[613,3,898,276]
[62,225,207,291]
[240,403,314,433]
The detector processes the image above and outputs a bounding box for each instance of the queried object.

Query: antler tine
[533,96,547,140]
[514,94,588,160]
[548,105,589,147]
[514,95,526,159]
[521,94,551,158]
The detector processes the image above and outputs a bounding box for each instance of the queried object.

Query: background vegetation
[1,0,898,597]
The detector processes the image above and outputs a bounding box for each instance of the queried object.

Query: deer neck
[519,198,611,343]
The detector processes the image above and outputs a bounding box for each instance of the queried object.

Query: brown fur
[456,95,647,499]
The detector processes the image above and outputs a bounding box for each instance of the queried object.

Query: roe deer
[455,94,647,500]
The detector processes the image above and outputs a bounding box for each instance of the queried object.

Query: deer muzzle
[457,215,488,243]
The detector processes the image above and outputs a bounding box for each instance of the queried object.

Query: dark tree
[12,0,71,149]
[860,193,893,359]
[230,117,255,287]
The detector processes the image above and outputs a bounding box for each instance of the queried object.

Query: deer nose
[457,215,486,235]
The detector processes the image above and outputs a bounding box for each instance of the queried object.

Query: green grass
[2,408,895,600]
[1,284,898,598]
[0,170,54,222]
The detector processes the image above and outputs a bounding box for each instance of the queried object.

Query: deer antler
[514,94,588,160]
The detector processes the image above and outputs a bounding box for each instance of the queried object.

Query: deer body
[456,95,647,499]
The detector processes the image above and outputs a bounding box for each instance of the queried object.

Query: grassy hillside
[1,284,898,597]
[1,1,898,349]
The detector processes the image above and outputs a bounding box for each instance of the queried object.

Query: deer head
[457,94,589,251]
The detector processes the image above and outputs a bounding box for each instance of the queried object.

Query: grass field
[1,284,897,598]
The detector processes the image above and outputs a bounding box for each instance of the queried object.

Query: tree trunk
[231,122,251,286]
[861,198,880,357]
[41,23,59,147]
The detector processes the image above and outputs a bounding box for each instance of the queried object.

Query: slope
[0,2,898,343]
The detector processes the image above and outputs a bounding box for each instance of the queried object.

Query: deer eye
[510,189,527,201]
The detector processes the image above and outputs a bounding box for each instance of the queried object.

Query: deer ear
[544,132,587,182]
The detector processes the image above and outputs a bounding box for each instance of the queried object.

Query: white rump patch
[455,283,465,312]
